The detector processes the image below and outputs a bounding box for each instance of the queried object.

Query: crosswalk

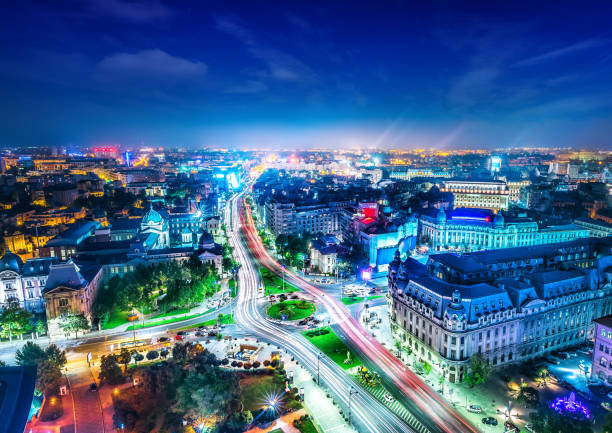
[363,382,432,433]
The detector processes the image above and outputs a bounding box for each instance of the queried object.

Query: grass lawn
[302,327,361,370]
[229,279,237,297]
[240,375,283,412]
[102,309,131,330]
[269,430,284,433]
[341,295,384,306]
[175,313,234,331]
[267,300,315,321]
[294,417,318,433]
[150,307,190,319]
[126,313,203,331]
[260,267,299,295]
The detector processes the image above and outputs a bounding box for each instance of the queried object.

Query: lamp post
[348,385,358,425]
[281,264,286,292]
[317,352,323,385]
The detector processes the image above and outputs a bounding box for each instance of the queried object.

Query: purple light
[362,269,372,281]
[550,392,590,419]
[449,216,490,222]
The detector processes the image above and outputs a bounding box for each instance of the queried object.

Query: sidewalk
[66,360,105,433]
[28,392,75,433]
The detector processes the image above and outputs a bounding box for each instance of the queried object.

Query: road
[239,191,480,433]
[226,190,417,433]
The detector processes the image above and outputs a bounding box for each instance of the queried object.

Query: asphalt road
[227,189,417,433]
[240,188,480,433]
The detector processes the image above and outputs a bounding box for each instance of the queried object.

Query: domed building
[139,205,170,249]
[0,248,55,312]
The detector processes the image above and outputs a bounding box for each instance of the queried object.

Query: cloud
[513,38,609,67]
[448,67,500,106]
[215,17,317,83]
[224,81,267,94]
[95,49,206,82]
[83,0,172,22]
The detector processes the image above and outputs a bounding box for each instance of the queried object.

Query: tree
[227,411,253,432]
[44,344,67,369]
[60,313,89,338]
[602,413,612,433]
[34,320,47,338]
[99,354,124,385]
[530,406,592,433]
[36,359,62,396]
[176,366,239,419]
[172,343,188,363]
[118,348,132,373]
[464,353,491,388]
[15,341,46,366]
[146,350,159,360]
[0,300,33,342]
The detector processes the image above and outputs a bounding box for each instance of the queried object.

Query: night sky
[1,0,612,149]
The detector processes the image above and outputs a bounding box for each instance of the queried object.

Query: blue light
[550,392,590,419]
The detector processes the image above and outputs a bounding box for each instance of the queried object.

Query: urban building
[310,236,343,275]
[264,200,350,237]
[40,221,101,260]
[43,260,103,338]
[592,316,612,383]
[421,208,590,252]
[388,237,612,383]
[575,217,612,238]
[440,180,509,212]
[0,249,55,312]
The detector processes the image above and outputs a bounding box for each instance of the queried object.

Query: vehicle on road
[89,383,98,392]
[587,378,602,387]
[481,417,497,426]
[174,334,183,341]
[546,357,561,365]
[467,404,482,413]
[157,336,170,342]
[504,420,519,432]
[384,393,394,403]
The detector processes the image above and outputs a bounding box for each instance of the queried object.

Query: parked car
[157,336,170,342]
[504,420,519,432]
[481,417,498,426]
[177,331,187,336]
[587,378,603,387]
[384,393,394,403]
[89,383,98,392]
[467,404,482,413]
[174,334,183,341]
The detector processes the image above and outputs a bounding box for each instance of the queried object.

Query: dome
[142,206,163,225]
[0,248,23,273]
[436,208,446,223]
[493,213,504,227]
[198,230,214,249]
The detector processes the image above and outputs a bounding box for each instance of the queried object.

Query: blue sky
[1,0,612,149]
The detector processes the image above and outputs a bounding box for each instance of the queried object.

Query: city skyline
[1,0,612,149]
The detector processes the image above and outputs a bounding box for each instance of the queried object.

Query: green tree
[36,359,63,396]
[60,313,90,338]
[0,300,33,342]
[530,405,592,433]
[176,366,239,419]
[15,341,46,366]
[34,320,47,338]
[44,344,67,369]
[464,353,491,388]
[118,348,132,373]
[602,413,612,433]
[227,411,253,432]
[99,354,124,385]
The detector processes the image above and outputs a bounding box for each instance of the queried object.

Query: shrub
[237,362,243,367]
[133,353,144,362]
[221,358,229,365]
[263,360,270,366]
[146,350,159,360]
[244,363,252,370]
[231,361,238,367]
[253,361,261,368]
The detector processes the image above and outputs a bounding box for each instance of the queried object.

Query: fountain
[550,392,591,419]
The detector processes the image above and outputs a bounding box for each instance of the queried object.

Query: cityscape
[1,1,612,433]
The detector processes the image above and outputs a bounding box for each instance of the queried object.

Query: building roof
[22,257,57,276]
[595,316,612,329]
[44,221,100,247]
[142,206,163,225]
[44,260,88,292]
[109,218,142,231]
[0,248,23,273]
[0,366,37,433]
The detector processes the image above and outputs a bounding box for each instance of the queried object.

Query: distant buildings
[264,201,350,237]
[388,237,612,383]
[440,180,510,212]
[420,208,589,252]
[0,249,54,312]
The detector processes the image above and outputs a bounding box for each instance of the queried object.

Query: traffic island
[301,327,360,370]
[267,300,315,321]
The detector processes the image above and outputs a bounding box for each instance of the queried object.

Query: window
[58,298,69,307]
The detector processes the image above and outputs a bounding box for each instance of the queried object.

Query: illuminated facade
[440,180,509,211]
[388,237,612,383]
[421,209,589,252]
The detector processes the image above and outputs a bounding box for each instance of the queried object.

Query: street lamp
[281,264,286,292]
[317,352,323,385]
[348,385,358,425]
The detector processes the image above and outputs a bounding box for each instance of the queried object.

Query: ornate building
[139,206,170,249]
[420,208,589,252]
[388,237,612,383]
[0,248,55,313]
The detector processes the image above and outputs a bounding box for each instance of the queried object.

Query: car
[467,404,482,413]
[89,382,98,392]
[602,402,612,412]
[177,331,187,336]
[481,417,498,426]
[384,393,394,403]
[157,336,170,342]
[195,331,204,337]
[174,334,183,341]
[504,420,519,432]
[587,378,603,386]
